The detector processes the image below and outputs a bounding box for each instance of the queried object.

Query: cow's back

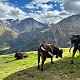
[38,44,53,57]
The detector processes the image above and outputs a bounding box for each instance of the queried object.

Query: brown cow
[38,44,63,71]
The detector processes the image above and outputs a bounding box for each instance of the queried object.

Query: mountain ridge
[0,18,49,54]
[1,13,80,54]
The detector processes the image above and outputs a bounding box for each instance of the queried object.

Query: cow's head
[70,34,79,43]
[56,49,63,58]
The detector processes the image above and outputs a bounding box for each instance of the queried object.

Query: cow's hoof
[70,60,74,64]
[38,67,40,69]
[41,69,43,71]
[51,62,54,64]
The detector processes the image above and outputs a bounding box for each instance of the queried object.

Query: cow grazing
[38,44,63,71]
[15,52,28,60]
[69,34,80,64]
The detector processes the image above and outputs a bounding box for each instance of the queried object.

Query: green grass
[0,48,80,80]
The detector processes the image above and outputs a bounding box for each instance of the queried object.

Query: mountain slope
[16,18,48,32]
[0,23,19,50]
[4,13,80,53]
[2,13,80,53]
[39,13,80,47]
[6,18,48,32]
[0,18,48,54]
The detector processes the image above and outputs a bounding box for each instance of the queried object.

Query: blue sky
[0,0,80,24]
[7,0,62,13]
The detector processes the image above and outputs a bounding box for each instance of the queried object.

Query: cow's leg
[78,45,80,56]
[41,56,46,71]
[51,57,53,64]
[70,47,77,64]
[79,50,80,56]
[38,50,40,69]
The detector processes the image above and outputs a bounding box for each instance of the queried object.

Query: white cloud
[0,0,63,23]
[27,0,80,24]
[0,0,7,2]
[32,0,50,4]
[25,0,65,24]
[25,0,53,12]
[40,4,53,11]
[1,0,80,24]
[61,0,80,14]
[25,3,36,9]
[26,10,63,24]
[0,1,27,20]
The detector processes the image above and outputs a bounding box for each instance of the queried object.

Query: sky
[0,0,80,24]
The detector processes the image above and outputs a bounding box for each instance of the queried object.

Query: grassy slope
[0,48,80,80]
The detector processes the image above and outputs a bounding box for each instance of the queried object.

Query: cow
[38,44,63,71]
[15,52,28,60]
[69,34,80,64]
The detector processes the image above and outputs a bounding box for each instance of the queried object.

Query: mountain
[1,13,80,54]
[7,13,80,53]
[8,18,48,48]
[16,18,48,31]
[5,18,48,32]
[0,18,48,54]
[16,13,80,52]
[0,20,19,54]
[37,13,80,48]
[0,22,19,47]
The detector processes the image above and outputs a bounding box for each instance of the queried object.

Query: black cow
[38,44,63,71]
[69,34,80,64]
[15,52,28,60]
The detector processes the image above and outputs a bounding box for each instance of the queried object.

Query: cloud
[26,0,80,24]
[32,0,50,4]
[63,0,80,14]
[0,0,64,23]
[39,4,53,11]
[25,0,53,12]
[0,1,27,20]
[25,0,63,23]
[27,10,63,24]
[0,0,80,24]
[53,0,80,14]
[0,0,7,2]
[25,3,36,9]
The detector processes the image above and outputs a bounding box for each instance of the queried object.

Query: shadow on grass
[4,59,17,63]
[3,56,80,80]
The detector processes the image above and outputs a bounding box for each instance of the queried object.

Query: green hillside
[0,48,80,80]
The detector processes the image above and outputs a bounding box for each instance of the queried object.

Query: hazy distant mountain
[5,18,48,32]
[0,18,48,54]
[16,18,48,31]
